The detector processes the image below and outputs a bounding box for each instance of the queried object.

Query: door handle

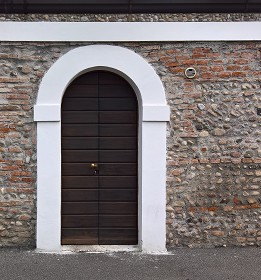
[90,163,99,175]
[91,163,98,169]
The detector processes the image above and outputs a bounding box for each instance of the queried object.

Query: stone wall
[0,43,76,247]
[158,42,261,248]
[0,13,261,22]
[0,41,260,248]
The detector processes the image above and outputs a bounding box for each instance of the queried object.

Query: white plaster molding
[143,105,170,122]
[35,45,169,253]
[141,122,167,251]
[1,22,261,42]
[34,45,168,118]
[34,105,60,122]
[36,122,61,251]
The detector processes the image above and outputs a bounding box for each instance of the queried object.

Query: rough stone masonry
[0,17,260,249]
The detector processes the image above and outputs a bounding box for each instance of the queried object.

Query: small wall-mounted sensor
[185,67,196,79]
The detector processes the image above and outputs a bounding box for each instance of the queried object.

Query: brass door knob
[91,163,98,168]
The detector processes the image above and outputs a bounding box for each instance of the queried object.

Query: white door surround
[34,45,170,253]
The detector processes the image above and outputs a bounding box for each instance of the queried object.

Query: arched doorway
[35,45,169,252]
[61,70,138,245]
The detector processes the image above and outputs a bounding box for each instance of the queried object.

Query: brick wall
[0,41,260,248]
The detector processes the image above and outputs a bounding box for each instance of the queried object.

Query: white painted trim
[37,122,61,251]
[35,45,169,253]
[35,45,167,107]
[34,105,60,122]
[143,105,170,122]
[1,22,261,42]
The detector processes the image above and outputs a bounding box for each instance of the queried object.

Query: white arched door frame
[34,45,169,252]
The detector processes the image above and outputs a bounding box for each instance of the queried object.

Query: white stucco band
[1,22,261,42]
[35,45,170,252]
[34,104,169,122]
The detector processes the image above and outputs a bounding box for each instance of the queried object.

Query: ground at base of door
[1,247,261,280]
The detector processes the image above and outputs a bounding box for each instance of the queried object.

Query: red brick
[192,53,207,59]
[253,158,261,163]
[218,72,231,78]
[19,214,31,221]
[1,166,18,171]
[195,60,208,66]
[0,77,28,83]
[165,61,179,67]
[212,231,225,237]
[12,171,31,176]
[231,159,242,164]
[21,178,34,183]
[227,65,242,71]
[220,157,232,163]
[209,159,221,164]
[199,158,209,163]
[172,169,182,176]
[182,59,196,66]
[169,67,184,74]
[242,158,253,163]
[201,72,215,79]
[232,59,249,64]
[210,66,224,72]
[231,71,247,77]
[159,56,171,61]
[208,207,219,212]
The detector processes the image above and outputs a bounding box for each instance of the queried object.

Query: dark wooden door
[61,71,138,245]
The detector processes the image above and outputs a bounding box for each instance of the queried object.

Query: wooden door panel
[99,72,127,85]
[62,215,98,228]
[99,229,138,245]
[62,176,98,189]
[99,124,137,137]
[99,98,137,111]
[62,202,98,215]
[62,163,136,176]
[99,137,137,149]
[99,176,137,189]
[61,229,98,245]
[99,111,137,123]
[64,85,98,98]
[99,202,137,214]
[62,189,99,202]
[99,150,137,163]
[62,98,98,111]
[63,150,136,163]
[62,124,98,137]
[72,72,99,85]
[62,163,97,176]
[98,163,137,176]
[62,111,98,124]
[99,189,137,202]
[99,85,135,98]
[62,150,98,163]
[62,137,98,150]
[62,137,137,150]
[99,215,137,228]
[61,70,138,245]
